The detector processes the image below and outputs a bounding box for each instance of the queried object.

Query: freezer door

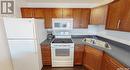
[4,18,35,39]
[8,40,40,70]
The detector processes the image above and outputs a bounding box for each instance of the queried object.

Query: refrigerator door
[8,40,40,70]
[4,18,35,39]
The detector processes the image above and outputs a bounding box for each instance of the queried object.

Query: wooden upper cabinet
[83,46,103,70]
[106,0,123,30]
[35,8,53,28]
[62,8,73,18]
[90,5,108,25]
[80,9,91,28]
[43,8,53,28]
[34,8,44,18]
[101,53,126,70]
[119,0,130,32]
[73,8,90,28]
[52,8,62,18]
[21,8,35,18]
[52,8,73,18]
[73,8,81,28]
[74,44,84,65]
[21,8,90,29]
[106,0,130,32]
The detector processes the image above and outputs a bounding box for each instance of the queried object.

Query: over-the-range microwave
[52,18,73,30]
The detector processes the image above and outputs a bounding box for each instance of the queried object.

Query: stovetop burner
[52,38,73,43]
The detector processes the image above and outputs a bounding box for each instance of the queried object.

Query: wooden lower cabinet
[40,44,126,70]
[74,44,85,65]
[83,46,103,70]
[83,46,126,70]
[41,44,51,65]
[101,53,126,70]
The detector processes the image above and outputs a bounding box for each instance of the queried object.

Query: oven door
[51,45,74,60]
[51,44,74,67]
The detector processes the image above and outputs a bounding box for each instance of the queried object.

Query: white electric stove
[51,38,74,67]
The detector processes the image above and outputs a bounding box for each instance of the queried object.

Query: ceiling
[25,0,113,3]
[23,0,114,8]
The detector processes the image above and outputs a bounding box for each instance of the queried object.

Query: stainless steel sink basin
[83,38,111,49]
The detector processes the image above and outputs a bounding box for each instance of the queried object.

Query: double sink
[82,38,111,49]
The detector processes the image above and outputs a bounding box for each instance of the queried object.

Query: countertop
[41,37,130,67]
[72,38,130,67]
[41,39,52,45]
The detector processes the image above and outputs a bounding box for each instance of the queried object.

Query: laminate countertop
[41,36,130,67]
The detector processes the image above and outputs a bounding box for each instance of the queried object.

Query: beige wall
[90,5,108,25]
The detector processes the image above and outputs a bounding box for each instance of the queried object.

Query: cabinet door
[21,8,35,18]
[52,8,62,18]
[34,8,44,18]
[62,8,73,18]
[41,44,51,65]
[90,5,108,25]
[101,53,125,70]
[80,9,91,28]
[73,8,81,28]
[83,46,103,70]
[106,0,124,30]
[119,0,130,32]
[74,44,84,65]
[43,8,53,28]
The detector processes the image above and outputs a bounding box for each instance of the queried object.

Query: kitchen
[0,0,130,70]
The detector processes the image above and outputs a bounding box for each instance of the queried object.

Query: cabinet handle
[117,20,121,29]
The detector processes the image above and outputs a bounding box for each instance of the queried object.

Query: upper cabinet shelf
[21,8,91,29]
[106,0,130,32]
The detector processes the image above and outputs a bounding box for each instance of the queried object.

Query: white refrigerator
[3,18,47,70]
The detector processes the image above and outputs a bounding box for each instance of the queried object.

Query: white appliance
[3,18,47,70]
[51,18,74,67]
[52,18,73,30]
[52,18,73,38]
[51,39,74,67]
